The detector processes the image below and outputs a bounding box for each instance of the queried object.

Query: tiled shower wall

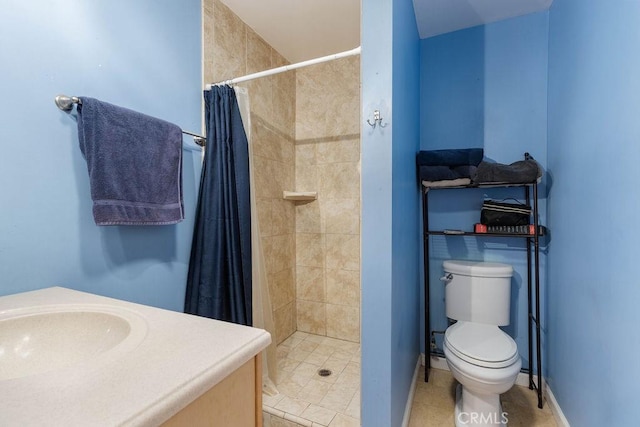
[294,57,361,343]
[204,0,361,345]
[203,0,297,344]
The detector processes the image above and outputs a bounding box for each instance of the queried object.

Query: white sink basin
[0,305,147,380]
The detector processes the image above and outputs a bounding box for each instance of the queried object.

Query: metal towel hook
[366,109,386,128]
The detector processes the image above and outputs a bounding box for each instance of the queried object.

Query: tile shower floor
[263,331,361,427]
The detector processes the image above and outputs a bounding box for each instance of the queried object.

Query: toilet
[441,260,521,427]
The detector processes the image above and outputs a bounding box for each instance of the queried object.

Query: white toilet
[441,260,521,427]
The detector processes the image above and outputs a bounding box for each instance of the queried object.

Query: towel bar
[54,94,206,147]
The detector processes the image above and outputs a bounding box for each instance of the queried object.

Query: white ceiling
[220,0,553,64]
[220,0,360,63]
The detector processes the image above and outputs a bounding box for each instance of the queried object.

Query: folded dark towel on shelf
[474,159,542,184]
[76,97,184,225]
[419,165,477,182]
[416,148,484,167]
[422,178,471,188]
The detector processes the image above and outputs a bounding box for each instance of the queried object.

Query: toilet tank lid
[443,260,513,278]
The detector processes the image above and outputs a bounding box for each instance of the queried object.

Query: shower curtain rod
[207,46,361,88]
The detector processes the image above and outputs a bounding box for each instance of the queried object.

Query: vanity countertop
[0,287,271,426]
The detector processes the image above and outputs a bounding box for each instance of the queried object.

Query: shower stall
[204,1,361,425]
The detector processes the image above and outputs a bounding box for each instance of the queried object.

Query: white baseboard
[402,356,422,427]
[545,383,570,427]
[420,353,570,427]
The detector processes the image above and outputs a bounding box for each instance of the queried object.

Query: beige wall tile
[275,159,295,193]
[272,199,295,236]
[261,236,276,276]
[275,301,295,344]
[295,201,321,233]
[296,233,324,268]
[253,116,296,166]
[297,300,326,335]
[325,234,359,271]
[277,137,295,166]
[256,197,273,237]
[318,163,360,199]
[253,155,279,199]
[322,198,359,235]
[296,266,325,303]
[294,54,360,340]
[295,143,318,195]
[326,304,360,342]
[295,163,318,194]
[273,82,296,139]
[246,28,271,74]
[252,118,280,164]
[326,269,360,308]
[264,234,295,275]
[212,0,246,82]
[296,142,316,166]
[295,57,360,141]
[316,138,360,164]
[270,267,295,310]
[246,77,273,125]
[202,0,215,84]
[272,49,289,68]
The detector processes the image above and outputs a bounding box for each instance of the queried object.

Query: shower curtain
[185,85,252,325]
[234,86,279,393]
[185,85,278,391]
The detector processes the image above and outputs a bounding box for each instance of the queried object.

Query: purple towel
[76,97,184,225]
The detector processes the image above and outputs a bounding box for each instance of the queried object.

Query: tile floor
[409,366,558,427]
[263,334,558,427]
[263,331,361,427]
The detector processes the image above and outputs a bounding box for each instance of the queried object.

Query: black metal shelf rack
[421,178,544,409]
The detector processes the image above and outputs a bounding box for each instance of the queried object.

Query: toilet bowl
[441,261,520,427]
[444,321,521,426]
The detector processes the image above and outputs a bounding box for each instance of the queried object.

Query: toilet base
[454,384,507,427]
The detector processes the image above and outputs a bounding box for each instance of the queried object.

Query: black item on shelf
[474,158,542,184]
[480,200,532,226]
[485,225,546,235]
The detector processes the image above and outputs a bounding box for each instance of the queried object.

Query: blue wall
[547,0,640,424]
[0,1,202,310]
[361,0,421,425]
[419,12,549,371]
[361,0,395,422]
[391,0,421,425]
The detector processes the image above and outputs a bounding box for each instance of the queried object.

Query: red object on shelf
[474,223,487,233]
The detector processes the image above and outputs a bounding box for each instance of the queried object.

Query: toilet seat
[445,321,519,369]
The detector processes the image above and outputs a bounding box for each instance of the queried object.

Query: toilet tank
[443,260,513,326]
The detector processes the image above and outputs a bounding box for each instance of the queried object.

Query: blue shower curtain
[185,85,252,326]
